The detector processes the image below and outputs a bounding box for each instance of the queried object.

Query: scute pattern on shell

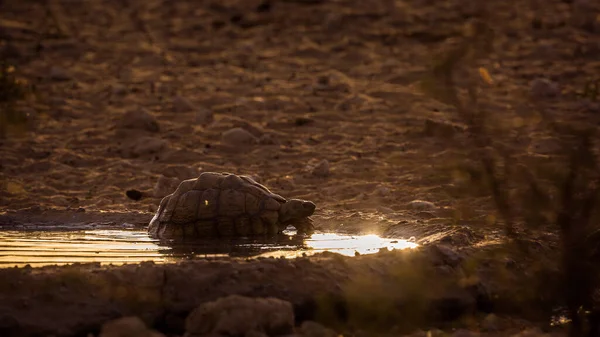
[148,172,289,238]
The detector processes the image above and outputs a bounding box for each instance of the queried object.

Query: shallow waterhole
[0,228,418,268]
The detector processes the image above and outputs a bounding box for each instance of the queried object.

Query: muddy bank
[0,241,564,337]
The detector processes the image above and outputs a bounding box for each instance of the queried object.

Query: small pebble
[126,189,144,201]
[172,95,196,112]
[195,107,214,125]
[424,119,464,139]
[119,136,168,158]
[222,127,258,145]
[452,329,480,337]
[316,75,330,87]
[111,83,128,95]
[258,133,279,145]
[48,66,71,81]
[311,159,330,177]
[99,316,164,337]
[299,321,338,337]
[295,116,314,126]
[118,109,160,133]
[481,313,501,331]
[373,186,391,196]
[530,78,560,98]
[408,199,438,211]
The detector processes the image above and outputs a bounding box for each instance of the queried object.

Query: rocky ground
[1,0,599,336]
[0,242,569,337]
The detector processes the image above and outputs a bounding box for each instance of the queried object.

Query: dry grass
[417,15,600,337]
[0,57,31,139]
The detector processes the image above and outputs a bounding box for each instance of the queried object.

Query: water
[0,229,418,268]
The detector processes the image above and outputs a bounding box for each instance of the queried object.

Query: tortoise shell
[148,172,306,238]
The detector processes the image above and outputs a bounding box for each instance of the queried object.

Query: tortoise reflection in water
[148,172,316,239]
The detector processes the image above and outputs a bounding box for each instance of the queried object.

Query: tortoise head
[279,199,316,224]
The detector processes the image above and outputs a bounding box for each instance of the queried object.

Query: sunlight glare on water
[0,229,418,268]
[259,233,418,258]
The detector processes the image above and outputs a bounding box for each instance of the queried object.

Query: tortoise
[148,172,316,239]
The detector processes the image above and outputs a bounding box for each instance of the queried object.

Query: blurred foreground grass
[0,58,32,139]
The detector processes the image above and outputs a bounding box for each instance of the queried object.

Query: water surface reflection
[0,229,418,267]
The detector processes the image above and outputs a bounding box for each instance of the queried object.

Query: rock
[118,109,160,133]
[119,137,169,158]
[195,108,214,125]
[245,331,269,337]
[222,127,259,145]
[172,96,215,125]
[316,75,330,87]
[153,176,180,198]
[258,133,279,145]
[426,244,464,267]
[424,119,464,139]
[452,329,479,337]
[173,95,196,112]
[298,321,337,337]
[408,200,437,211]
[530,78,560,98]
[273,175,296,191]
[126,189,145,201]
[481,313,501,331]
[99,316,164,337]
[439,227,479,246]
[510,328,548,337]
[295,116,314,126]
[311,160,330,177]
[373,186,391,196]
[111,83,128,95]
[48,66,71,81]
[185,295,294,337]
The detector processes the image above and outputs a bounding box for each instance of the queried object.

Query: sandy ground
[1,0,599,336]
[1,0,597,235]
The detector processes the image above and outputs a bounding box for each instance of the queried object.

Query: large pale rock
[185,295,294,337]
